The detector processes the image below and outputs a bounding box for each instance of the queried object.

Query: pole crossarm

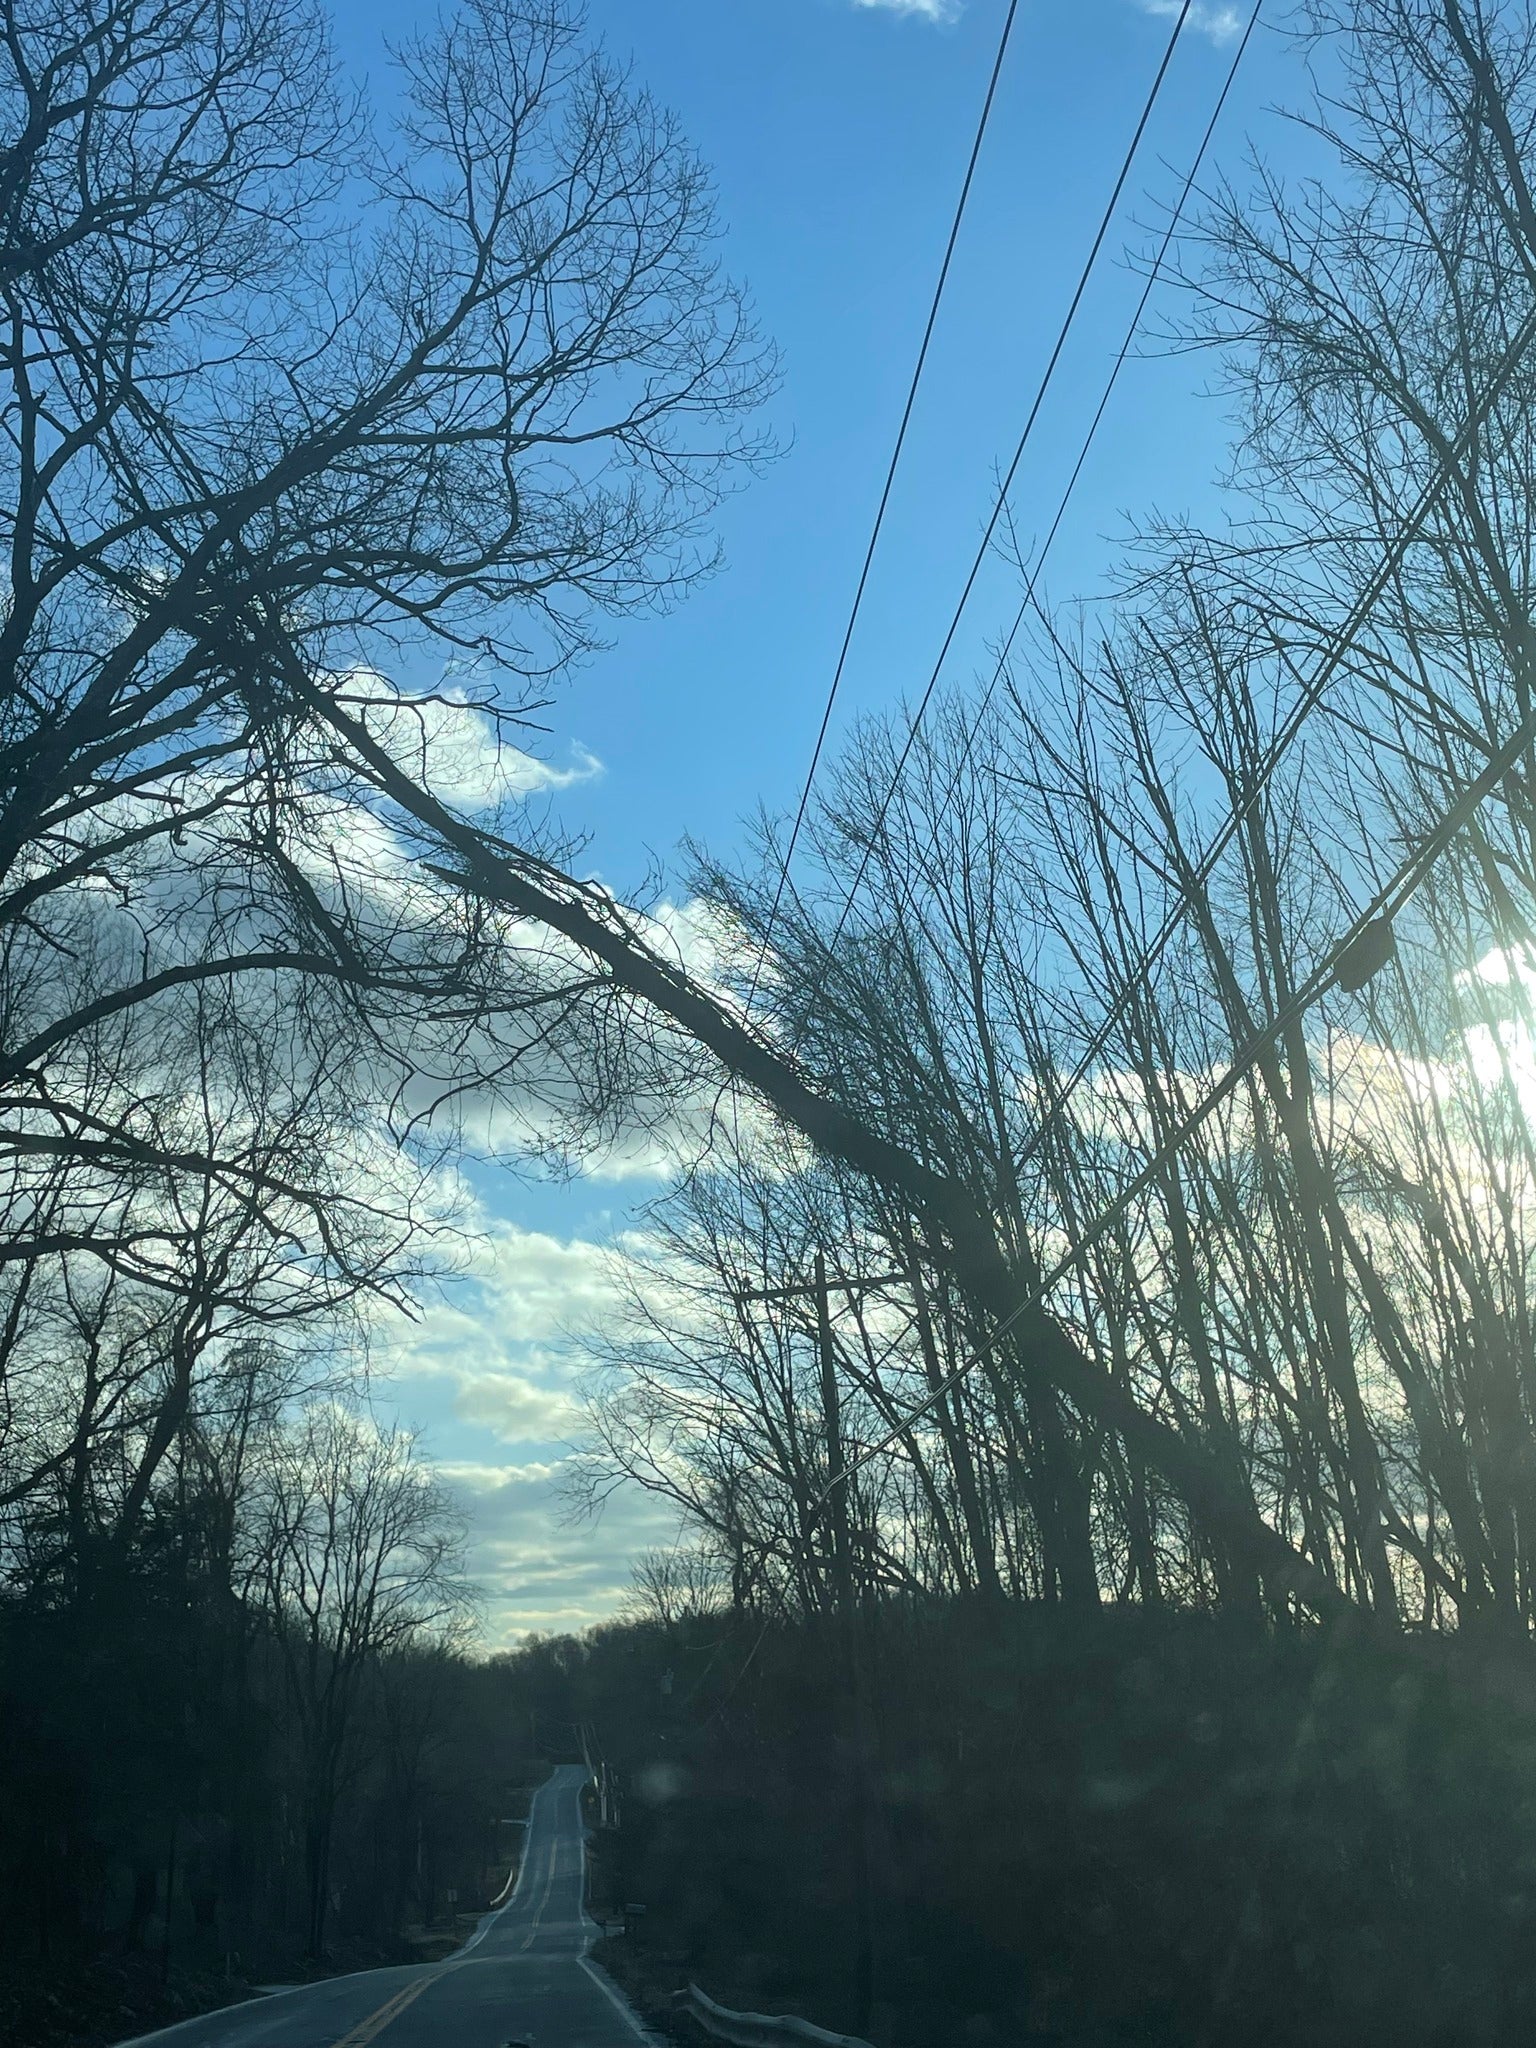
[732,1270,910,1305]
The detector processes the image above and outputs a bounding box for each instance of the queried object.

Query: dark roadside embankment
[538,1604,1536,2048]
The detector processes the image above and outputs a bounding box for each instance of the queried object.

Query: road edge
[112,1766,561,2047]
[575,1768,666,2048]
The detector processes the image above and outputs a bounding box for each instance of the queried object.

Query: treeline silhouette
[513,1603,1536,2048]
[0,1403,537,2045]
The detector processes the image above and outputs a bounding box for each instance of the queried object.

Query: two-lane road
[121,1767,649,2048]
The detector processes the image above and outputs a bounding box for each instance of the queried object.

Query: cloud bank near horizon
[380,1214,685,1645]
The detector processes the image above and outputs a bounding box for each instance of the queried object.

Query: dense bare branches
[564,1,1536,1641]
[0,0,778,1992]
[0,0,774,1562]
[255,1403,473,1952]
[0,0,773,1260]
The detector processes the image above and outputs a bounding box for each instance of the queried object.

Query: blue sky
[325,0,1303,1641]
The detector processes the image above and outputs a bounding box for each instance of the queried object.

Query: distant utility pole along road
[116,1767,650,2048]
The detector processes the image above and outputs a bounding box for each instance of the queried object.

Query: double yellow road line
[330,1974,437,2048]
[328,1798,563,2045]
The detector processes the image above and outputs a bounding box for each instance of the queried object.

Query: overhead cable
[745,0,1027,1006]
[818,0,1199,956]
[824,680,1536,1498]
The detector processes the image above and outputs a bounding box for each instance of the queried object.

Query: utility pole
[813,1250,875,2037]
[814,1251,857,1620]
[735,1253,897,2036]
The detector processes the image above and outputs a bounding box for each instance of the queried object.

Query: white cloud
[382,1219,625,1446]
[436,1458,565,1492]
[434,1221,623,1349]
[1137,0,1245,40]
[341,669,602,813]
[376,1217,692,1640]
[387,892,787,1185]
[852,0,1245,40]
[439,1454,681,1645]
[454,1372,580,1445]
[852,0,961,21]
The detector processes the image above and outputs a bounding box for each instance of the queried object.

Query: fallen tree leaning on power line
[319,686,1364,1626]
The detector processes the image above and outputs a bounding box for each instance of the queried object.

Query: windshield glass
[3,5,1532,2048]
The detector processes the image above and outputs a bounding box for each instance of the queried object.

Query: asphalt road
[118,1766,650,2048]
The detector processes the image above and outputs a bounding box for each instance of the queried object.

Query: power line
[706,4,1225,1650]
[692,2,1536,1658]
[862,0,1262,951]
[748,101,1536,1579]
[723,0,1030,1295]
[805,104,1535,1186]
[819,0,1199,958]
[727,1,1196,1202]
[813,13,1533,1192]
[1004,293,1536,1178]
[823,679,1536,1500]
[746,0,1026,1006]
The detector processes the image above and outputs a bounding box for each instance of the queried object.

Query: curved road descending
[121,1767,647,2048]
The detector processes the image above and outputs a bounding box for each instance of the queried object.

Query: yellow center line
[330,1793,571,2042]
[331,1971,438,2048]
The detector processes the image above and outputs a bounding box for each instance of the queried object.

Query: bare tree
[0,0,774,1272]
[560,0,1536,1639]
[252,1404,474,1956]
[0,0,774,1642]
[623,1544,732,1630]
